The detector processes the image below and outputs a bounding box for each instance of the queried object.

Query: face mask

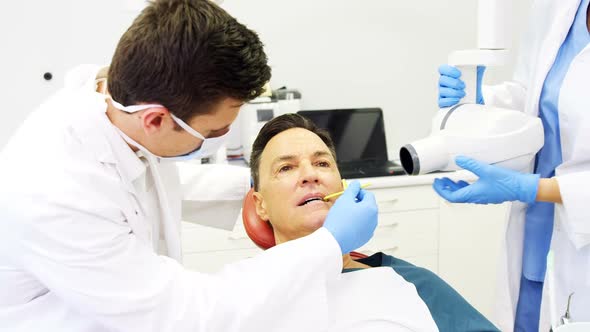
[108,97,230,162]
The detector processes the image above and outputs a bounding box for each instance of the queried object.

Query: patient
[249,114,500,332]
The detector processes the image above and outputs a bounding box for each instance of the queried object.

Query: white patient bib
[327,267,438,332]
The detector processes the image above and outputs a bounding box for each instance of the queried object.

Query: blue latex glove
[438,65,486,108]
[323,180,378,254]
[432,156,540,204]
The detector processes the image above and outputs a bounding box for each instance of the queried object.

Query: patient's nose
[299,162,320,186]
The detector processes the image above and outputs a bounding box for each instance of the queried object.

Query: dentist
[434,1,590,331]
[0,1,378,331]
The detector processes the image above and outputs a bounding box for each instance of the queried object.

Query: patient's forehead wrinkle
[270,154,298,167]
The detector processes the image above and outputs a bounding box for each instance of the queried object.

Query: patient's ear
[252,191,270,221]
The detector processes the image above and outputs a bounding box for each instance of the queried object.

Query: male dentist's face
[253,128,343,243]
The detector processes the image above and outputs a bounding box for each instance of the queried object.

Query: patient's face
[253,128,342,243]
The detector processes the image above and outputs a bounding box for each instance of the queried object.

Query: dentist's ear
[252,191,270,221]
[141,107,171,135]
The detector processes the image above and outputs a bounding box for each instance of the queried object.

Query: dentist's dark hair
[108,0,271,122]
[250,113,337,191]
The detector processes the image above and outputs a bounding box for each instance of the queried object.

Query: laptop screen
[297,108,388,163]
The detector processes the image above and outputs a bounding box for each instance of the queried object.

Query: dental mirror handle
[561,292,574,325]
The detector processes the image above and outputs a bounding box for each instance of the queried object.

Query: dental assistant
[433,1,590,331]
[0,1,378,331]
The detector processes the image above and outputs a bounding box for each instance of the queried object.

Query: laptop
[297,108,405,179]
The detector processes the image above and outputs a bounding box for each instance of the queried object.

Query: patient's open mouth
[297,194,325,206]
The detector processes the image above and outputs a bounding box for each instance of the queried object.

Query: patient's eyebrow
[271,155,298,169]
[270,150,333,169]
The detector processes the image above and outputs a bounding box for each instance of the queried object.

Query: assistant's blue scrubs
[515,1,590,331]
[344,252,500,332]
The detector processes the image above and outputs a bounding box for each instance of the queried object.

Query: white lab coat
[327,267,438,332]
[482,1,590,330]
[0,65,343,332]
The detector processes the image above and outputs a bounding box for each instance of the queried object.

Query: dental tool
[323,182,372,201]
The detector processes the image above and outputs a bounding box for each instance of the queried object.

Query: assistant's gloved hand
[323,180,378,254]
[432,156,540,204]
[438,65,486,108]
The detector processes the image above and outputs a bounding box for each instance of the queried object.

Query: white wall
[222,0,531,159]
[0,1,139,146]
[1,0,530,157]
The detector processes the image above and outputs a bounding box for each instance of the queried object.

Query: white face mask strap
[97,79,162,113]
[169,113,206,140]
[108,93,207,141]
[110,98,164,114]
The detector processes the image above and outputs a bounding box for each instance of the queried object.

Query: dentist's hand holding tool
[323,180,378,254]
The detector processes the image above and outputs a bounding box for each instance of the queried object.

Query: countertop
[348,170,478,189]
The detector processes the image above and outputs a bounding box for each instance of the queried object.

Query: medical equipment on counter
[274,88,303,117]
[399,0,545,175]
[238,96,279,162]
[399,104,544,175]
[226,87,303,162]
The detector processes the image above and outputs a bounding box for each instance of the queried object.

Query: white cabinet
[180,173,509,318]
[438,201,509,319]
[356,185,441,273]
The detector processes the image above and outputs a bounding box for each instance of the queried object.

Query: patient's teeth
[302,197,322,205]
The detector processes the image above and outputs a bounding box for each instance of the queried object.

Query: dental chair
[242,188,367,260]
[241,188,502,331]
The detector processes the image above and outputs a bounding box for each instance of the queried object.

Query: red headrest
[242,188,276,249]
